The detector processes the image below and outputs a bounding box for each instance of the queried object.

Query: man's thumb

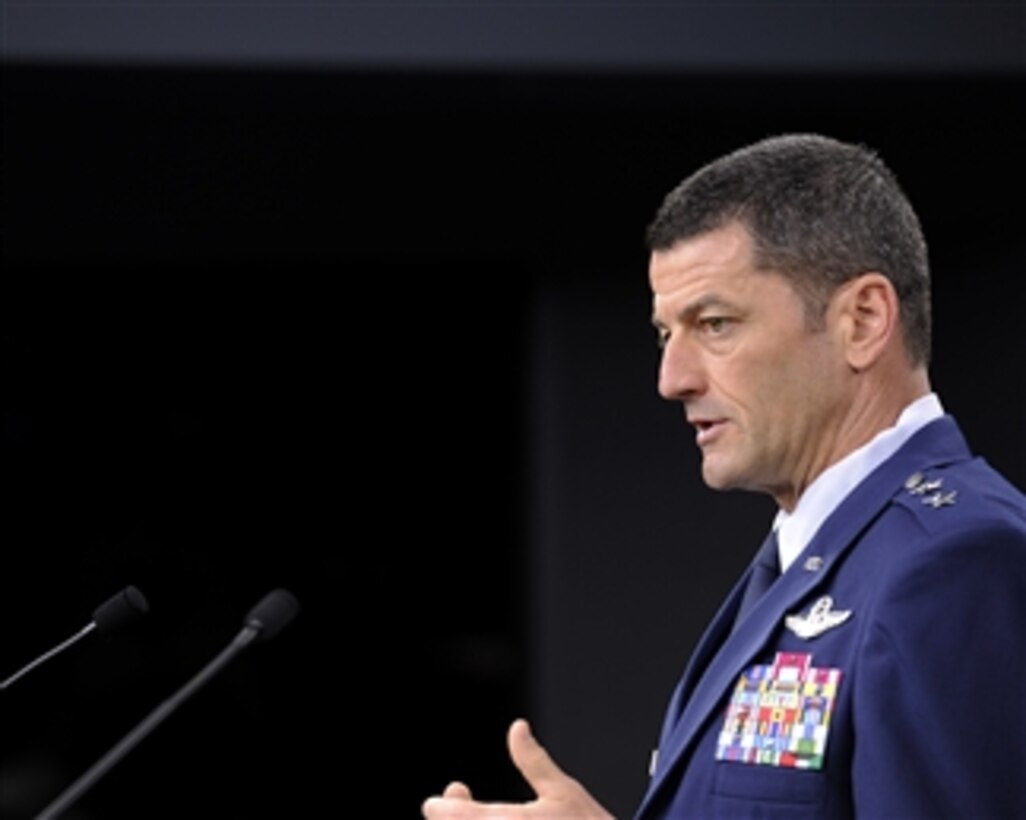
[507,718,574,796]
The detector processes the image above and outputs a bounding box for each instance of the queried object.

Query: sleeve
[852,520,1026,820]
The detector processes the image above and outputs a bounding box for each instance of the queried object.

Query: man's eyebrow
[651,294,737,328]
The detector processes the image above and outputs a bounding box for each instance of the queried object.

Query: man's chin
[700,460,736,491]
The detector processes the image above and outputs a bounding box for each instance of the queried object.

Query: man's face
[649,222,850,510]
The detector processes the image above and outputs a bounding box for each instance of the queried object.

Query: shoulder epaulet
[892,469,962,533]
[901,470,959,507]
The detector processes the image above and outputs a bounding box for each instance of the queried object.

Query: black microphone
[0,586,149,691]
[34,588,300,820]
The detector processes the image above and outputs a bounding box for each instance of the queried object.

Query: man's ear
[835,273,900,372]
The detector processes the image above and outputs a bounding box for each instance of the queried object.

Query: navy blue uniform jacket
[635,416,1026,819]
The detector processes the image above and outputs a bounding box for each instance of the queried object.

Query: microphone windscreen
[243,589,300,641]
[92,586,150,634]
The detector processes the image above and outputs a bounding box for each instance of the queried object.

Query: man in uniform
[423,134,1026,819]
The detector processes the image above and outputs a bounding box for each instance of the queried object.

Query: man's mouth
[691,418,728,447]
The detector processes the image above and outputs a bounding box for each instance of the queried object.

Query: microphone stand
[35,626,260,820]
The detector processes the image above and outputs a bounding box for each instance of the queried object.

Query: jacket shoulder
[890,456,1026,539]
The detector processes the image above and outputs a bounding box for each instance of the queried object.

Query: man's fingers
[507,718,576,797]
[422,782,474,818]
[424,723,612,819]
[442,782,474,800]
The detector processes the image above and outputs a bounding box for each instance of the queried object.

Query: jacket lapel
[651,569,750,754]
[636,416,971,817]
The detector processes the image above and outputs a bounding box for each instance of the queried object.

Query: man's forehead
[648,224,753,286]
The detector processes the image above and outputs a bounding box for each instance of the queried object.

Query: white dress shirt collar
[772,393,945,573]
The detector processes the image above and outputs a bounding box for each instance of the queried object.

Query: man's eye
[700,317,733,335]
[656,329,670,349]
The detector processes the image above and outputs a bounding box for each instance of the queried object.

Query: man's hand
[421,718,614,819]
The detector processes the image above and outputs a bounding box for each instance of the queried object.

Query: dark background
[3,6,1024,819]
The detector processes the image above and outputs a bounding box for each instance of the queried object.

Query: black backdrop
[3,65,1024,818]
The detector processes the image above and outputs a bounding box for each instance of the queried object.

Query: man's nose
[658,337,705,400]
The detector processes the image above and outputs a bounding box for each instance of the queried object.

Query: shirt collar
[772,393,944,572]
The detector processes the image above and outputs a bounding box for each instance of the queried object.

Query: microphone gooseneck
[0,585,149,691]
[34,588,300,820]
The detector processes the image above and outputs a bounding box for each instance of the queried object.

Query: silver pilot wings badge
[785,596,852,640]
